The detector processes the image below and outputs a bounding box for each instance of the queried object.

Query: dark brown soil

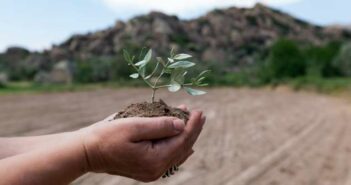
[114,99,190,122]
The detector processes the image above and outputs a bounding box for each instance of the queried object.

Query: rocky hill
[1,3,351,82]
[48,3,350,63]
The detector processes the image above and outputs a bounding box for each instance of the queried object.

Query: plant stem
[151,74,162,102]
[150,60,170,102]
[151,88,156,103]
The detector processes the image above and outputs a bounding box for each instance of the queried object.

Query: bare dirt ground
[1,88,351,185]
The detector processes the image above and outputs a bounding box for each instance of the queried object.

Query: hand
[79,109,206,182]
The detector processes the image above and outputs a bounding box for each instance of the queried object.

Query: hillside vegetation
[0,3,351,92]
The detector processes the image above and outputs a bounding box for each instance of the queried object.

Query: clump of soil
[114,99,189,122]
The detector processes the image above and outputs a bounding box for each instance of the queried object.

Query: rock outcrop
[1,3,351,78]
[47,4,351,66]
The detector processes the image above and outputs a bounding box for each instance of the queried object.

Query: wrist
[50,131,91,177]
[76,127,106,173]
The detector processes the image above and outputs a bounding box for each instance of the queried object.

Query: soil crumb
[114,99,189,122]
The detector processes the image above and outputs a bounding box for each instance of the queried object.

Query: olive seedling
[122,48,209,178]
[123,48,209,102]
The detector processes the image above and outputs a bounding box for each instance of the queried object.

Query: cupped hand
[79,109,205,182]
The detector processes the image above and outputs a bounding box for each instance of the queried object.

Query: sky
[0,0,350,52]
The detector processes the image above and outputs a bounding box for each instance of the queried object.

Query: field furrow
[0,88,350,185]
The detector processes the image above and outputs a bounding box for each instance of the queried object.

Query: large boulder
[0,72,8,87]
[153,17,173,35]
[34,60,74,84]
[50,60,74,84]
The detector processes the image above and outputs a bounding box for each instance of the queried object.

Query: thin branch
[151,89,156,103]
[152,60,170,89]
[145,62,160,79]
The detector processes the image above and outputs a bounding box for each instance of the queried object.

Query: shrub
[74,57,115,83]
[289,76,351,93]
[262,39,306,82]
[303,41,341,78]
[333,42,351,77]
[170,34,190,47]
[74,56,141,83]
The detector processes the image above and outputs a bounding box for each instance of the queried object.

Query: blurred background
[1,0,351,185]
[1,0,351,91]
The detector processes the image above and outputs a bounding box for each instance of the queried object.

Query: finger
[156,111,204,155]
[177,104,188,111]
[185,115,206,149]
[122,117,186,142]
[177,149,194,166]
[179,111,204,150]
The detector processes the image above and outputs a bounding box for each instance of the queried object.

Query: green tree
[304,41,341,77]
[333,42,351,77]
[263,39,306,81]
[74,57,115,83]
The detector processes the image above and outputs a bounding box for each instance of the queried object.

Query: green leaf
[144,49,152,63]
[168,61,195,68]
[164,68,172,74]
[129,73,139,79]
[174,54,192,60]
[135,60,147,66]
[171,68,185,84]
[168,81,181,92]
[135,49,152,67]
[193,70,210,84]
[197,70,211,79]
[123,50,131,62]
[138,66,146,77]
[170,48,175,58]
[168,58,175,63]
[144,74,153,80]
[185,87,206,96]
[138,47,146,61]
[145,62,160,80]
[197,77,205,83]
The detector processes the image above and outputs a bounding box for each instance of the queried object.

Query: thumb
[122,117,185,142]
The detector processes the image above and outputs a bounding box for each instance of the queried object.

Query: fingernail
[173,119,185,132]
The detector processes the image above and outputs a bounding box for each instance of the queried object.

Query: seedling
[123,48,209,103]
[117,48,209,178]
